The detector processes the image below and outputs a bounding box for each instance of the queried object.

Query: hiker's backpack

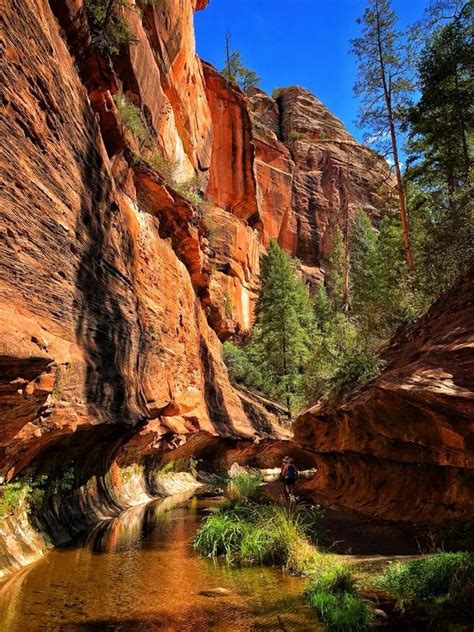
[285,464,298,481]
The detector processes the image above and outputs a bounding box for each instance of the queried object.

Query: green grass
[228,473,262,501]
[113,92,148,140]
[306,564,358,596]
[305,565,372,632]
[307,591,372,632]
[193,500,323,572]
[378,551,474,603]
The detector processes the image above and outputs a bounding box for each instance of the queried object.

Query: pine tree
[222,35,260,93]
[405,2,473,294]
[252,241,315,418]
[351,0,415,270]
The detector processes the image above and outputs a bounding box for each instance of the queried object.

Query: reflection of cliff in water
[0,492,319,632]
[81,490,199,554]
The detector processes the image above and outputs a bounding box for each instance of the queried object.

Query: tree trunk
[342,161,350,313]
[375,4,415,271]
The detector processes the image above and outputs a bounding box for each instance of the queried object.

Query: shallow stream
[0,490,321,631]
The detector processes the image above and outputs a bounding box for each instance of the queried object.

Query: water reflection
[0,492,320,631]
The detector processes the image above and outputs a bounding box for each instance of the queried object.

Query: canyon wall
[294,270,474,524]
[0,0,293,488]
[2,0,469,576]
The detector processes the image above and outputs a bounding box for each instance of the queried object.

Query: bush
[307,591,372,632]
[0,481,31,518]
[84,0,138,56]
[378,552,474,603]
[272,87,285,99]
[328,349,385,401]
[113,92,148,140]
[288,129,304,142]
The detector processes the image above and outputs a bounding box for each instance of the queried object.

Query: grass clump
[228,472,262,501]
[194,500,322,572]
[378,551,474,603]
[305,564,372,632]
[113,92,148,140]
[307,592,372,632]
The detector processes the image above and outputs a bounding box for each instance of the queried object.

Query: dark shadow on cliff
[73,130,145,428]
[199,336,234,436]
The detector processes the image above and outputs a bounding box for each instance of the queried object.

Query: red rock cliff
[293,270,474,523]
[0,0,288,482]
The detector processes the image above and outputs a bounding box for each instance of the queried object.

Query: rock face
[293,270,474,523]
[0,0,290,484]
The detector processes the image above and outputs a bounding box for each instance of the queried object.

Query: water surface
[0,491,320,631]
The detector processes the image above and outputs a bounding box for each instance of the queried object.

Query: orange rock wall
[0,0,287,480]
[293,270,474,523]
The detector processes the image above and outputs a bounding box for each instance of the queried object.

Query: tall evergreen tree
[405,1,473,294]
[351,0,415,269]
[252,241,314,418]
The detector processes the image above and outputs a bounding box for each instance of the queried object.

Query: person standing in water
[280,456,298,499]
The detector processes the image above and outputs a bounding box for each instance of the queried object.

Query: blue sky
[194,0,430,144]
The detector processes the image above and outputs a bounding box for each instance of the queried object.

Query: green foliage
[306,591,372,632]
[223,341,264,391]
[326,226,346,311]
[349,210,427,341]
[306,565,358,597]
[222,50,260,92]
[252,241,316,415]
[378,552,474,603]
[148,151,205,206]
[121,463,145,483]
[194,501,321,572]
[271,87,285,99]
[113,92,148,140]
[84,0,138,56]
[350,0,413,155]
[228,473,263,501]
[0,481,31,518]
[223,292,233,319]
[405,2,473,296]
[288,129,304,142]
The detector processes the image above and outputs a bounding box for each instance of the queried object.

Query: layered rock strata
[294,270,474,523]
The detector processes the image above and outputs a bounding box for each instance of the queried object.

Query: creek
[0,489,321,631]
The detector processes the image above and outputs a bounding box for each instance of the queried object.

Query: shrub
[307,591,372,632]
[113,92,148,140]
[272,87,285,99]
[84,0,138,56]
[224,292,233,318]
[328,349,385,401]
[288,129,304,142]
[378,552,474,603]
[0,481,31,518]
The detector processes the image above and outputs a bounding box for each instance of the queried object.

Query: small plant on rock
[113,91,149,140]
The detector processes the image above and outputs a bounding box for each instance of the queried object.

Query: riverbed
[0,490,321,631]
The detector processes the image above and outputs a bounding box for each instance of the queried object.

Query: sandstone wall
[0,0,289,484]
[293,270,474,523]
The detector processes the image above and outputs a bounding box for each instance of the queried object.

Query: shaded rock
[294,270,474,523]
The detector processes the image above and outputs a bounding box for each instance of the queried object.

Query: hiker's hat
[282,455,290,461]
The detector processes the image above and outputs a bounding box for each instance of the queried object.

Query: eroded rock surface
[294,270,474,523]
